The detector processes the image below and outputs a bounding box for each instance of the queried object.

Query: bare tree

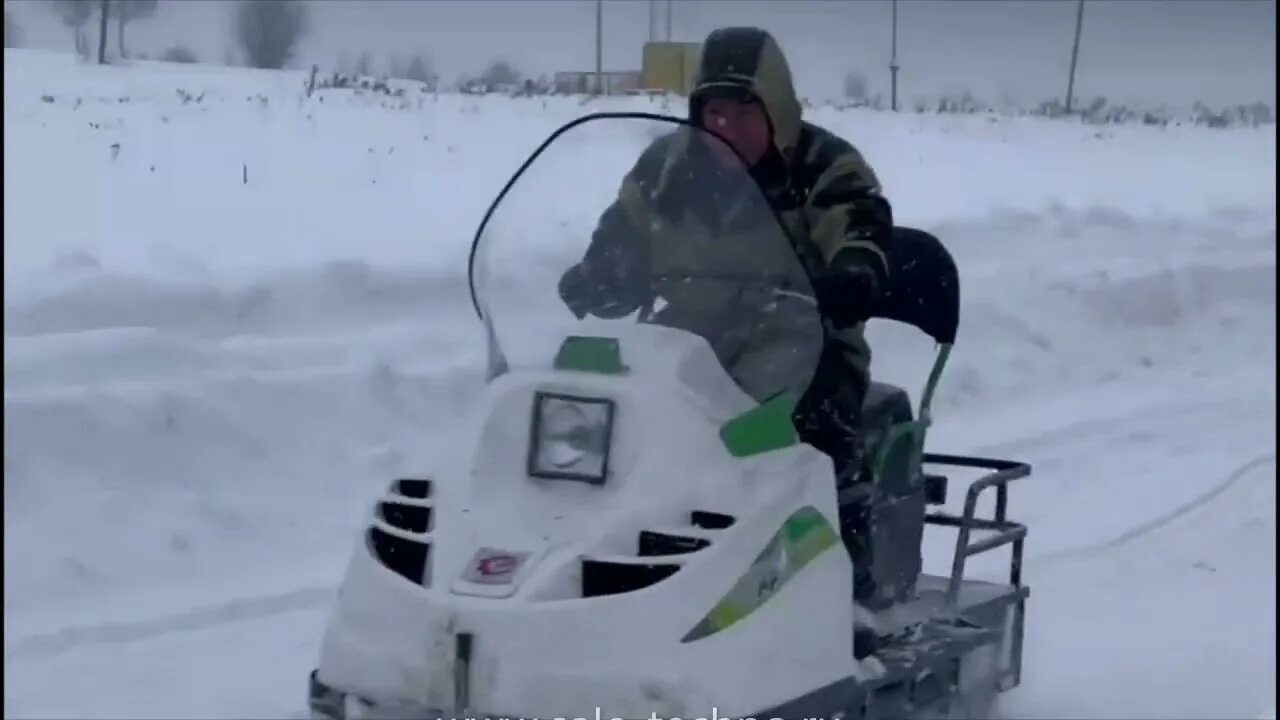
[234,0,307,70]
[353,51,371,77]
[843,71,868,101]
[5,10,22,48]
[405,54,435,86]
[161,45,197,63]
[51,0,94,57]
[387,51,405,79]
[479,58,520,87]
[115,0,157,58]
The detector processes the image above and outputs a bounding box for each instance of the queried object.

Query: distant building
[640,41,700,95]
[552,70,642,95]
[548,40,701,96]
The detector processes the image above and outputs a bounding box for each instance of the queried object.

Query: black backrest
[872,226,960,345]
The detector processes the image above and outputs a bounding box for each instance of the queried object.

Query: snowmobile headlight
[527,391,615,484]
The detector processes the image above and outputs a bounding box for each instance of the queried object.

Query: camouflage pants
[792,345,869,477]
[791,345,879,607]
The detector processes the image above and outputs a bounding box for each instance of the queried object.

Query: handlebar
[649,271,817,305]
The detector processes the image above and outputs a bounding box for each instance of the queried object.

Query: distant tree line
[12,0,494,90]
[35,0,1269,130]
[21,0,310,69]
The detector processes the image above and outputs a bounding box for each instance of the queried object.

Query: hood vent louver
[579,510,739,597]
[378,501,433,534]
[368,477,435,587]
[690,510,736,529]
[394,477,432,499]
[638,530,710,556]
[582,558,680,597]
[368,527,431,585]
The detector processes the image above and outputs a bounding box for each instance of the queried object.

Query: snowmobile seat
[858,224,960,493]
[841,227,961,615]
[872,226,960,347]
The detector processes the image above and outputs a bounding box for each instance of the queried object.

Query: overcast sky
[6,0,1275,108]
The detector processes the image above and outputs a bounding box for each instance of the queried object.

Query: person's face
[699,97,772,168]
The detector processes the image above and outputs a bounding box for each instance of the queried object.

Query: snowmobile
[307,112,1034,720]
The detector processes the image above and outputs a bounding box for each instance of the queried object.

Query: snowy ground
[4,49,1276,719]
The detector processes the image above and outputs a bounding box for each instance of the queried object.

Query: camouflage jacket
[566,27,894,416]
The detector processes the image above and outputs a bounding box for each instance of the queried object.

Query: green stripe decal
[681,505,839,642]
[719,391,800,457]
[553,335,627,375]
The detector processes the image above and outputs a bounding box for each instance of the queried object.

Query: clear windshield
[467,113,824,404]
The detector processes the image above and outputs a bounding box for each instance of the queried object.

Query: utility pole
[665,0,673,41]
[97,0,109,65]
[648,0,656,42]
[889,0,899,111]
[595,0,603,95]
[1065,0,1085,113]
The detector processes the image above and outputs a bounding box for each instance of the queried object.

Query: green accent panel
[552,336,627,375]
[868,344,951,485]
[681,505,839,642]
[719,391,799,458]
[918,343,952,420]
[873,419,927,488]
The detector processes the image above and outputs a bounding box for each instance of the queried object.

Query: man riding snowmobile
[557,26,896,623]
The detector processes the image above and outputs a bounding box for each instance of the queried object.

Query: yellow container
[641,41,701,95]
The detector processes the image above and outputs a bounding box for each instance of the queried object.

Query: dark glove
[558,263,596,319]
[558,260,652,320]
[812,251,883,328]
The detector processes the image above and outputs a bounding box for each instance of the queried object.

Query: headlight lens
[542,401,590,468]
[528,391,615,483]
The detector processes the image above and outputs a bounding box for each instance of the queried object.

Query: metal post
[889,0,899,111]
[97,0,109,65]
[595,0,603,95]
[1065,0,1084,113]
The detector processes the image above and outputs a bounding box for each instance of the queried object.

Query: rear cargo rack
[921,452,1032,688]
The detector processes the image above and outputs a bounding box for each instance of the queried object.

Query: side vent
[690,510,735,530]
[582,559,679,597]
[370,476,434,585]
[378,501,433,534]
[638,530,710,556]
[368,527,430,585]
[394,477,432,499]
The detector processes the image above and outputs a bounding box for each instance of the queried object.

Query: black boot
[840,492,883,608]
[854,625,878,660]
[849,520,880,661]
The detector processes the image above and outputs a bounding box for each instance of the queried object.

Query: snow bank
[5,47,1274,294]
[3,49,1275,718]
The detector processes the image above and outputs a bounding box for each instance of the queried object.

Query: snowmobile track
[1031,451,1276,567]
[5,584,336,661]
[935,389,1274,569]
